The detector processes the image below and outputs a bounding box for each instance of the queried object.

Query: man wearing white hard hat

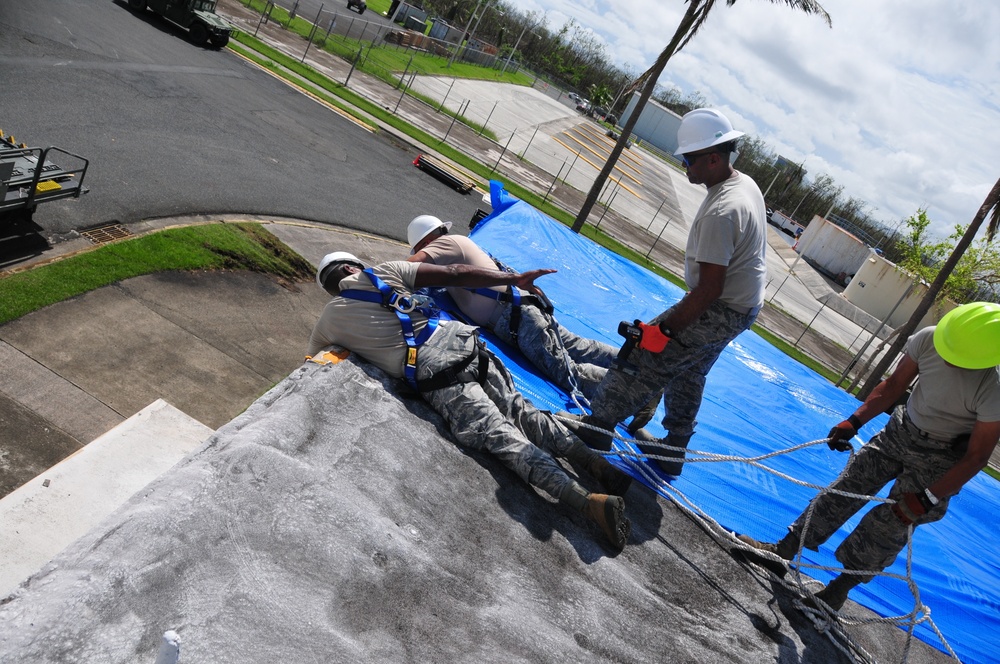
[564,109,767,477]
[307,251,633,550]
[738,303,1000,612]
[406,214,618,401]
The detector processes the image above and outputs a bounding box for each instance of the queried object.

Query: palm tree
[570,0,831,233]
[857,177,1000,399]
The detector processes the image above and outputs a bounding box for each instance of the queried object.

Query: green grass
[365,0,392,15]
[241,0,532,86]
[0,223,313,325]
[228,33,497,140]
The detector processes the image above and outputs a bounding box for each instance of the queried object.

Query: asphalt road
[0,0,477,245]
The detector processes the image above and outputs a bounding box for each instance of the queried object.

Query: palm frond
[677,0,718,52]
[728,0,832,27]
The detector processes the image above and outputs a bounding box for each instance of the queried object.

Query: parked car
[128,0,233,47]
[575,99,590,113]
[347,0,365,14]
[606,129,634,149]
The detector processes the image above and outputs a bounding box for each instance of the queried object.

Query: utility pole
[447,0,484,69]
[501,23,531,74]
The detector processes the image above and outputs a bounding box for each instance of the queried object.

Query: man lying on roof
[306,251,633,551]
[405,214,619,402]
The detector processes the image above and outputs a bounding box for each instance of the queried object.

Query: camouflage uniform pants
[492,302,617,399]
[417,322,596,500]
[590,300,756,437]
[789,405,960,581]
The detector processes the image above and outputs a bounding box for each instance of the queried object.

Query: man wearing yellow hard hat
[738,302,1000,611]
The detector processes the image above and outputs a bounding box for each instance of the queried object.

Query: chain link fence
[247,0,514,77]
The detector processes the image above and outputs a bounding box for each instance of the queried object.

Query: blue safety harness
[339,269,487,392]
[467,288,552,345]
[339,269,438,389]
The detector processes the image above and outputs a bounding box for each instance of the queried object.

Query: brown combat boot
[584,493,631,551]
[735,532,798,578]
[560,483,631,551]
[809,573,863,612]
[587,455,632,497]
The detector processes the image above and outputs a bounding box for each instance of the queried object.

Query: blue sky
[505,0,999,240]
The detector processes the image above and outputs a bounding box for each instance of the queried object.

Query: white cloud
[503,0,1000,240]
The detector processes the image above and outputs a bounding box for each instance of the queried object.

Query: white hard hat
[407,215,452,250]
[674,108,745,156]
[316,251,365,289]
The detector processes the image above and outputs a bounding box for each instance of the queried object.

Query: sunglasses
[681,151,716,168]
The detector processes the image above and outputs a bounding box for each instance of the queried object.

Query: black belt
[902,409,970,453]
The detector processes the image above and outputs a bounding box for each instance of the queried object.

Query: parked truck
[128,0,233,48]
[768,210,804,237]
[0,129,89,226]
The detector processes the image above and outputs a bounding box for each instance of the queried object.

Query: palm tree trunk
[857,176,1000,399]
[570,2,704,233]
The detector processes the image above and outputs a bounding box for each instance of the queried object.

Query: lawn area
[242,0,533,86]
[0,223,313,325]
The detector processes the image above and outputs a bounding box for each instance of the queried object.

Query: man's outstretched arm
[413,262,555,292]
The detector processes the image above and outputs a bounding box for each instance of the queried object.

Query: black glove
[826,421,855,451]
[826,414,861,452]
[891,491,935,525]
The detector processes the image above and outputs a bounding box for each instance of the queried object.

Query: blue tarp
[466,195,999,664]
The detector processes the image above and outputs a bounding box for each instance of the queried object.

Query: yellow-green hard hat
[933,302,1000,369]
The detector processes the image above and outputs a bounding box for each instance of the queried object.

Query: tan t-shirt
[905,326,1000,439]
[306,261,429,378]
[685,171,768,311]
[418,235,505,326]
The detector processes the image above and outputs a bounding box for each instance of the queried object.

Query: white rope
[545,313,592,415]
[550,414,963,663]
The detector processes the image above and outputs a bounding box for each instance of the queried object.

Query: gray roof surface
[0,354,951,663]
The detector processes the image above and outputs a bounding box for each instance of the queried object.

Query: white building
[843,253,956,329]
[619,94,684,156]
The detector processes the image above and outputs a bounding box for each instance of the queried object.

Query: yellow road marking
[556,133,643,188]
[230,49,377,133]
[551,137,642,199]
[578,125,643,169]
